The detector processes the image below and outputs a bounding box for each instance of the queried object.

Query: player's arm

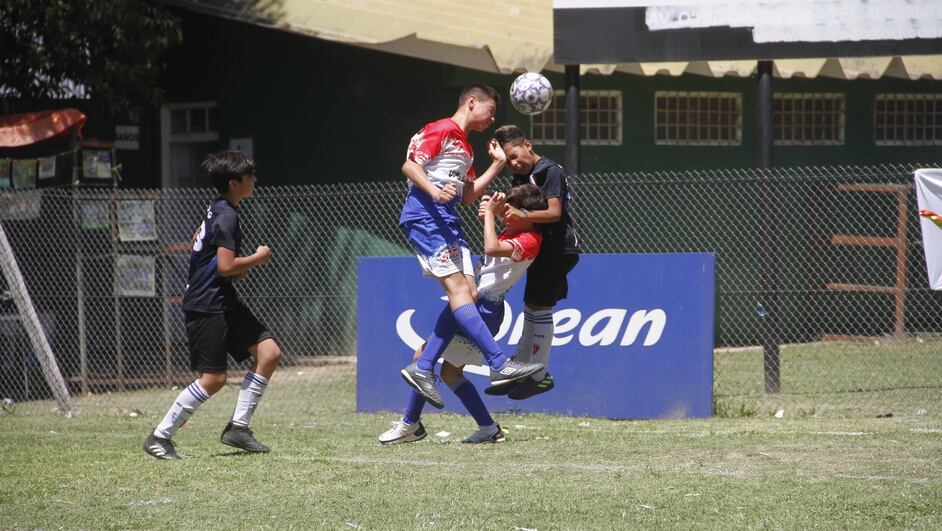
[402,159,456,203]
[216,245,271,277]
[482,194,515,258]
[504,196,561,223]
[462,139,506,205]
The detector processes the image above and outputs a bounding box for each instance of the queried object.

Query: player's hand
[488,192,507,214]
[254,245,272,265]
[233,271,247,282]
[435,183,457,203]
[478,194,492,219]
[490,192,508,217]
[502,206,526,223]
[488,139,506,164]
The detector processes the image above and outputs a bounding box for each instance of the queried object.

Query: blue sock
[452,303,507,370]
[402,390,425,425]
[447,376,494,427]
[416,305,458,371]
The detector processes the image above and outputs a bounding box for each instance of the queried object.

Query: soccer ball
[509,72,553,116]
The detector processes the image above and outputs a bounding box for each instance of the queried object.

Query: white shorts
[441,334,483,368]
[415,245,474,278]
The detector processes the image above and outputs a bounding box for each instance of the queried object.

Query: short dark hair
[202,151,256,193]
[493,124,528,148]
[506,183,546,212]
[459,84,501,112]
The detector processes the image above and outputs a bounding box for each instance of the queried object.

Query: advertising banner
[357,253,715,419]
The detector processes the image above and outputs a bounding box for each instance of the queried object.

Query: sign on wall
[115,125,140,150]
[357,253,715,420]
[553,1,942,63]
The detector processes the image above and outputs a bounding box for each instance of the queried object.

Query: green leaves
[0,0,181,114]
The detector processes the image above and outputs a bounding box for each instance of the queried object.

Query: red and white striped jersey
[400,118,476,225]
[477,230,542,303]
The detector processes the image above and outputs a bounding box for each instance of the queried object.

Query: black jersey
[512,157,580,256]
[182,197,242,313]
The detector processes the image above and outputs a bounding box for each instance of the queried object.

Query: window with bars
[169,103,220,138]
[874,94,942,146]
[655,92,741,145]
[531,90,622,145]
[773,93,845,146]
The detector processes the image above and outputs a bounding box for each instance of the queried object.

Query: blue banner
[357,253,715,419]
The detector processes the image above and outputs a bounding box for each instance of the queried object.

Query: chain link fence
[0,163,939,419]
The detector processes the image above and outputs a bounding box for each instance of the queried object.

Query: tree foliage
[0,0,181,114]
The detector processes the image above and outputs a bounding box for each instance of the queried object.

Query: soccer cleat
[461,424,507,444]
[488,359,544,387]
[143,433,186,460]
[508,373,555,400]
[220,422,270,453]
[378,420,428,445]
[400,362,445,409]
[484,380,521,396]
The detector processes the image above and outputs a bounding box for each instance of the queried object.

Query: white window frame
[654,91,742,146]
[531,90,622,146]
[160,102,220,188]
[773,93,846,146]
[874,93,942,146]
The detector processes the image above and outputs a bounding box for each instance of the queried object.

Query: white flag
[914,168,942,290]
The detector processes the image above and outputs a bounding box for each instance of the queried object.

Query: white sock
[154,381,209,439]
[231,371,269,427]
[528,309,554,380]
[513,307,537,363]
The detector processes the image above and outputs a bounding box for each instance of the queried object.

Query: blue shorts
[401,218,474,278]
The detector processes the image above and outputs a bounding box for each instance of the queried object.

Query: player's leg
[381,345,428,445]
[220,302,280,453]
[507,254,579,400]
[440,271,543,382]
[400,221,471,404]
[440,362,505,444]
[144,312,226,459]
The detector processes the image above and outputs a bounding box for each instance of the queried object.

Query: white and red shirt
[477,230,542,303]
[399,118,476,226]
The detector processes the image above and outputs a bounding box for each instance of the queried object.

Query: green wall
[120,9,941,187]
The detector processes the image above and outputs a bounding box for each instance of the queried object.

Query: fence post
[758,60,781,393]
[564,64,581,176]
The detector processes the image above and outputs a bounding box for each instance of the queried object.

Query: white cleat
[379,420,427,445]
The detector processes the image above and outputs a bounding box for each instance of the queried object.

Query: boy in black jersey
[143,151,282,459]
[488,125,581,400]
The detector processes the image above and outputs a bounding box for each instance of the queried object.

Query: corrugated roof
[167,0,942,79]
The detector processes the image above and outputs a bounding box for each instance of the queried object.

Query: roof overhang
[165,0,942,79]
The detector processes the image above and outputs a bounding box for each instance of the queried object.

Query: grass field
[2,360,942,529]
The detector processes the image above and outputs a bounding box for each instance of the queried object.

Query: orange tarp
[0,108,86,147]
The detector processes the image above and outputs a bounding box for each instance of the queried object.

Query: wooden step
[830,234,898,247]
[825,283,896,294]
[835,183,911,194]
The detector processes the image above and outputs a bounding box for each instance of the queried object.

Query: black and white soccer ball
[509,72,553,116]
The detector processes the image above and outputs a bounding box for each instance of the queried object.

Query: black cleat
[508,373,555,400]
[484,380,522,396]
[400,362,445,409]
[220,422,270,453]
[143,433,186,460]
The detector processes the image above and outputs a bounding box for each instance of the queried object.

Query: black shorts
[523,254,580,307]
[185,301,273,373]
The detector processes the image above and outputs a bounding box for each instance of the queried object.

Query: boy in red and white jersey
[381,184,547,444]
[398,85,543,408]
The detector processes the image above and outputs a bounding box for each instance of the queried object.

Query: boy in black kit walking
[143,151,282,459]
